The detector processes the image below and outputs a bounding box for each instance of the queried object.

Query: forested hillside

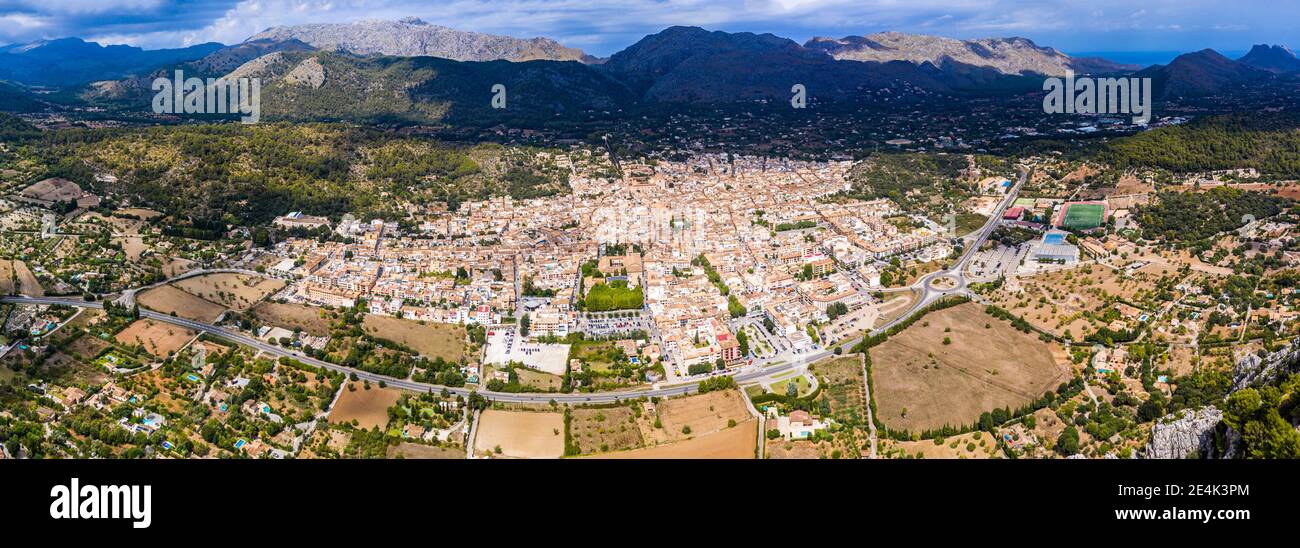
[1101,113,1300,177]
[25,123,569,225]
[1134,186,1290,247]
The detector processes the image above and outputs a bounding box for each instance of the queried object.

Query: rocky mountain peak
[247,18,592,63]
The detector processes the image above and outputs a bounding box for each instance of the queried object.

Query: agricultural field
[593,421,755,459]
[114,318,197,357]
[173,273,285,311]
[809,355,868,423]
[766,434,860,460]
[883,430,1004,459]
[61,330,112,361]
[250,301,335,336]
[639,389,752,446]
[328,383,405,429]
[136,284,227,322]
[473,409,565,458]
[115,208,163,220]
[35,350,111,386]
[568,405,645,455]
[869,302,1069,433]
[162,257,198,278]
[388,442,464,459]
[988,264,1154,339]
[0,259,43,296]
[361,314,466,361]
[113,236,149,260]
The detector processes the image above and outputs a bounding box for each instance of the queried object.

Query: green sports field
[1059,203,1105,230]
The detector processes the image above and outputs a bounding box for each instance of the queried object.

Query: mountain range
[804,32,1137,75]
[1237,44,1300,73]
[3,19,1298,118]
[1137,48,1283,98]
[248,17,598,63]
[0,38,222,87]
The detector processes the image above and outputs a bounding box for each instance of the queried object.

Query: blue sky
[0,0,1295,57]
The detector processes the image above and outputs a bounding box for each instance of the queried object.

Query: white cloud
[0,0,1295,53]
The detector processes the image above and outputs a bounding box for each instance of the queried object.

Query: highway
[2,167,1025,404]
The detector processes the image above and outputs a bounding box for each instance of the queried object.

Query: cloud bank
[0,0,1293,56]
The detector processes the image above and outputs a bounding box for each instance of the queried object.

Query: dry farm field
[0,260,43,296]
[569,405,644,455]
[885,430,1003,459]
[869,302,1069,433]
[639,389,752,445]
[113,236,148,260]
[115,208,163,220]
[328,384,405,429]
[251,302,335,337]
[136,284,226,322]
[388,442,465,459]
[362,314,466,361]
[989,264,1160,338]
[473,409,564,458]
[64,330,112,360]
[162,258,198,278]
[592,421,756,459]
[173,273,285,311]
[115,319,197,357]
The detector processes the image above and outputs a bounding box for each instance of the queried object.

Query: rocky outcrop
[224,52,292,83]
[1232,338,1300,391]
[804,32,1136,76]
[283,58,326,89]
[1144,407,1223,459]
[248,18,591,63]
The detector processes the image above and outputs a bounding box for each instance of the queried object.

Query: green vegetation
[692,254,730,295]
[845,153,973,215]
[1102,113,1300,177]
[696,375,737,393]
[1220,375,1300,458]
[1135,186,1288,246]
[583,280,644,311]
[26,124,565,226]
[774,220,817,232]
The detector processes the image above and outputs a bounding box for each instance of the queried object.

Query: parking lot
[482,327,570,376]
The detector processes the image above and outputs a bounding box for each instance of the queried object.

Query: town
[4,112,1297,461]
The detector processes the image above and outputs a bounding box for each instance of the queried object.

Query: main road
[3,167,1026,404]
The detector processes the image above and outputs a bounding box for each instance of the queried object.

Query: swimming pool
[1043,233,1066,245]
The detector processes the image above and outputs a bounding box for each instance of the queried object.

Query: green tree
[1055,425,1080,456]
